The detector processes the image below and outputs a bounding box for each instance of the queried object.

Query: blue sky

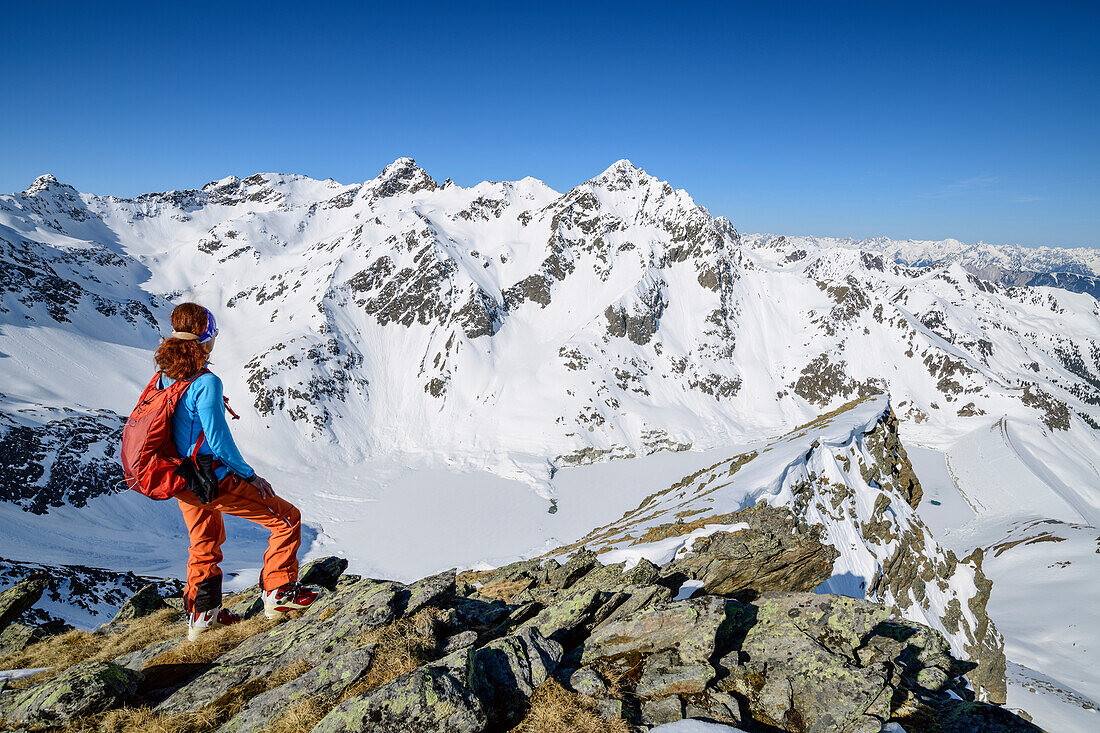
[2,1,1096,247]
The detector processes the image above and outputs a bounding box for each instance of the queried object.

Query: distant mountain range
[742,232,1100,298]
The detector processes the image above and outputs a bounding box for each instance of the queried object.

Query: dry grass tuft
[475,577,533,602]
[74,705,222,733]
[338,607,448,702]
[0,608,187,689]
[264,695,331,733]
[144,614,278,668]
[55,659,311,733]
[509,678,632,733]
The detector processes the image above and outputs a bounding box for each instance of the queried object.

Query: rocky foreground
[0,546,1041,732]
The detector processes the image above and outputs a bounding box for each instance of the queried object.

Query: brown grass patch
[0,608,187,689]
[338,607,447,701]
[55,659,310,733]
[509,678,631,733]
[264,695,331,733]
[144,614,279,668]
[475,577,533,602]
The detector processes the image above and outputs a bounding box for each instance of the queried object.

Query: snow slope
[908,427,1100,731]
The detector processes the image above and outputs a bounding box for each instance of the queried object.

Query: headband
[170,308,218,343]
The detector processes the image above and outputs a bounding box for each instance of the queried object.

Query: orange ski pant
[176,475,301,612]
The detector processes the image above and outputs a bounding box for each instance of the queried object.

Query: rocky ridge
[534,394,1006,704]
[0,551,1038,733]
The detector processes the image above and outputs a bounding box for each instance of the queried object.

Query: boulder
[106,583,166,625]
[634,649,714,698]
[717,592,900,733]
[566,666,608,697]
[403,568,456,617]
[641,694,684,726]
[299,555,349,591]
[594,584,672,626]
[113,637,180,672]
[468,626,562,724]
[938,699,1043,732]
[517,588,616,648]
[229,591,264,619]
[661,502,839,595]
[582,595,727,666]
[219,646,375,733]
[0,620,71,656]
[312,663,487,733]
[546,550,600,590]
[682,690,743,725]
[0,661,140,725]
[441,629,479,655]
[0,575,47,634]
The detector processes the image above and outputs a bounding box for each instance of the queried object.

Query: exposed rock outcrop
[0,575,47,634]
[0,553,1037,732]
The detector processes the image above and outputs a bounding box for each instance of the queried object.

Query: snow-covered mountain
[2,160,1099,726]
[3,161,1098,502]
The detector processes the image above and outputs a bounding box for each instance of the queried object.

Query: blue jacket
[159,370,255,482]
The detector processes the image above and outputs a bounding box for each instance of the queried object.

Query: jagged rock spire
[366,157,438,199]
[24,174,75,196]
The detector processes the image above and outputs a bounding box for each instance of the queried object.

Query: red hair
[154,303,211,380]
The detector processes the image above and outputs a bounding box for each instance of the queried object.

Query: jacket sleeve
[192,374,255,479]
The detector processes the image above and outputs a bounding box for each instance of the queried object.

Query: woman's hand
[246,473,276,499]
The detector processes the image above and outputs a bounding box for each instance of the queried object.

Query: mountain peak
[605,158,641,174]
[368,157,438,198]
[24,174,75,196]
[588,159,658,193]
[202,175,242,192]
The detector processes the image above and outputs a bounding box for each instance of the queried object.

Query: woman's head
[154,303,219,379]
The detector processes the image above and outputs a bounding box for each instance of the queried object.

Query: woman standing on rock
[147,302,317,640]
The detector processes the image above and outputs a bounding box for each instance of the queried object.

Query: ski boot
[187,606,243,641]
[262,582,319,619]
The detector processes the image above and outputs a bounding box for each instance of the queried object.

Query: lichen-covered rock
[113,637,179,672]
[468,626,562,725]
[582,595,727,666]
[312,663,487,733]
[219,646,374,733]
[634,649,714,698]
[228,590,263,619]
[662,502,839,595]
[546,550,600,590]
[640,694,684,725]
[715,592,977,733]
[403,568,456,616]
[0,660,140,725]
[0,575,47,634]
[298,555,349,591]
[517,588,615,648]
[0,620,71,655]
[105,583,166,625]
[157,579,400,713]
[937,699,1044,732]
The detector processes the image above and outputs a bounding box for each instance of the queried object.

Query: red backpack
[120,369,210,499]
